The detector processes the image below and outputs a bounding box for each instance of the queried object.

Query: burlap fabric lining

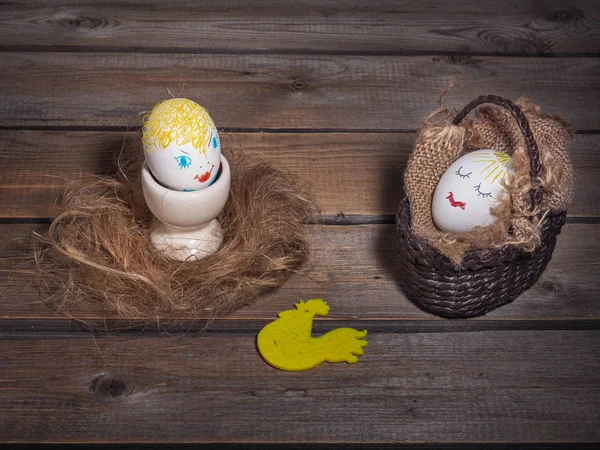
[403,97,574,264]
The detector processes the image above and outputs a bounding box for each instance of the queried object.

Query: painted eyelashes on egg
[474,183,493,198]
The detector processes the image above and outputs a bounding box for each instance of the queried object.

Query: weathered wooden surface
[1,222,598,323]
[1,331,598,443]
[1,54,599,130]
[1,131,598,218]
[1,0,599,55]
[1,0,599,445]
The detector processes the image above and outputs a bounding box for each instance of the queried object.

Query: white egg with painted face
[142,98,221,192]
[432,149,512,233]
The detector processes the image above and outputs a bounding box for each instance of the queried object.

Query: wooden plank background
[0,0,599,446]
[1,131,599,218]
[1,222,599,323]
[2,0,599,54]
[1,54,599,130]
[1,331,599,443]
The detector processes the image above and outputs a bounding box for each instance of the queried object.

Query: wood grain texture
[1,1,599,55]
[2,222,598,322]
[1,131,598,218]
[1,1,598,446]
[1,53,599,130]
[1,331,598,443]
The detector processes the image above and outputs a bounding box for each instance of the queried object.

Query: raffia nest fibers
[33,142,317,322]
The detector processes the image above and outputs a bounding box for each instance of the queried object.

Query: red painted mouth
[446,191,466,210]
[194,164,215,183]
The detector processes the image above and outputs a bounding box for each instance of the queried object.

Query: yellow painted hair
[142,98,214,155]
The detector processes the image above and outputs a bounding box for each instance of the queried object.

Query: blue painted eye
[212,136,219,149]
[174,155,192,169]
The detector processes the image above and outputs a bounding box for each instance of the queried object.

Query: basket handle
[452,94,543,208]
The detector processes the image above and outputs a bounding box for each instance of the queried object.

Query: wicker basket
[396,95,567,318]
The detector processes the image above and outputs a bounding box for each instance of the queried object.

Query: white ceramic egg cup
[141,155,230,261]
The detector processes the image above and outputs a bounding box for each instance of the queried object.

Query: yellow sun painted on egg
[142,98,215,156]
[473,150,512,184]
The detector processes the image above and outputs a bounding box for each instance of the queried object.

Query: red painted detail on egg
[194,164,215,183]
[446,192,466,210]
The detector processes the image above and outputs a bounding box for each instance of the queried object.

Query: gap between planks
[3,46,600,58]
[0,216,598,226]
[1,318,600,340]
[1,126,599,134]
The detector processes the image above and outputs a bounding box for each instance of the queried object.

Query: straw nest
[33,141,317,326]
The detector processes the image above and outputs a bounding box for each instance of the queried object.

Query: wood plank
[1,222,598,322]
[1,54,599,130]
[1,1,599,55]
[0,131,598,218]
[0,331,598,443]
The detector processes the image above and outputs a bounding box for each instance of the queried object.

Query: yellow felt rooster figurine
[257,299,368,371]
